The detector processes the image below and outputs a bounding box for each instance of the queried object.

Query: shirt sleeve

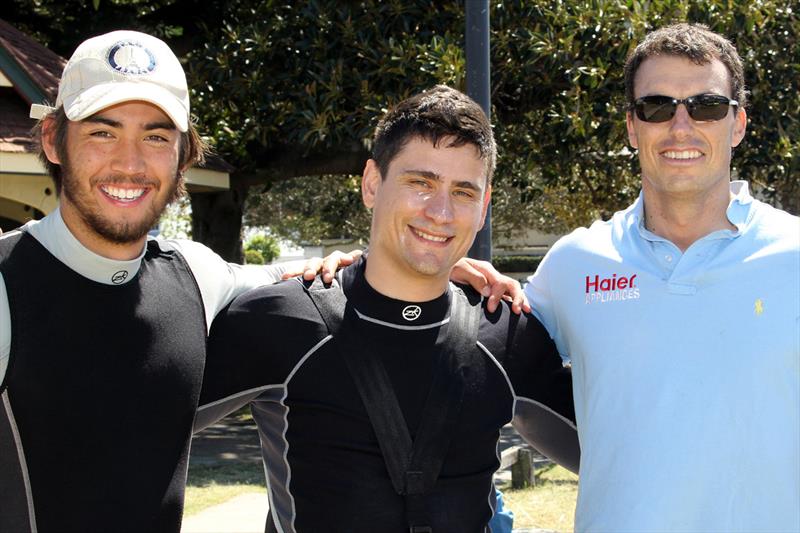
[160,239,305,330]
[524,251,569,364]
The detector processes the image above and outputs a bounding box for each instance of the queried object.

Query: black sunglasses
[631,93,738,123]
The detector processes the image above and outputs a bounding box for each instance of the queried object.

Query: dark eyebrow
[453,180,482,192]
[83,116,121,128]
[402,169,482,192]
[145,121,177,131]
[82,116,176,131]
[403,169,441,181]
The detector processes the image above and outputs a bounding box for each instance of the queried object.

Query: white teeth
[102,186,145,201]
[663,150,702,160]
[413,228,448,243]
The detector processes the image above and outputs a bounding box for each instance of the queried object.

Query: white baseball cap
[30,30,190,132]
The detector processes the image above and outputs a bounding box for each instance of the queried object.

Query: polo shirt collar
[630,180,755,242]
[726,180,755,231]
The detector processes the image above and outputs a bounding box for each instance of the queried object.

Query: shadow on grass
[187,461,265,488]
[536,462,579,487]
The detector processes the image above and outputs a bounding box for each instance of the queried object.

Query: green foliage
[246,175,371,245]
[189,1,465,169]
[4,0,201,57]
[243,248,264,265]
[158,196,193,239]
[492,255,544,274]
[8,0,798,244]
[244,233,281,264]
[190,0,798,238]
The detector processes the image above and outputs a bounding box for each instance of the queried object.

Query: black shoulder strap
[304,277,481,532]
[304,277,412,494]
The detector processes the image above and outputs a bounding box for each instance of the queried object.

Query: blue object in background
[489,486,514,533]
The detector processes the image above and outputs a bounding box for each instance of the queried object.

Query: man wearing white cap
[0,30,523,532]
[0,29,303,533]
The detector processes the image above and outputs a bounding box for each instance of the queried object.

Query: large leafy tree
[7,1,798,259]
[209,1,798,248]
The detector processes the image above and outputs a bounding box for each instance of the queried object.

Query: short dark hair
[372,85,496,184]
[624,23,747,107]
[33,106,208,195]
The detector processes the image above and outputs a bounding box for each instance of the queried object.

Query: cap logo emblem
[108,41,156,75]
[402,305,421,321]
[111,270,129,284]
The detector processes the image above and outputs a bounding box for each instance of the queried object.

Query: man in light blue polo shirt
[525,23,799,532]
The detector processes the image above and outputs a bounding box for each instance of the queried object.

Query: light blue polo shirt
[525,181,800,532]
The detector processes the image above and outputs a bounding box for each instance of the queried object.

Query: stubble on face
[627,56,745,200]
[362,139,489,301]
[59,155,181,244]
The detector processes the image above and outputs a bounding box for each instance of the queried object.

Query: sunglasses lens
[635,96,675,123]
[689,95,732,121]
[635,94,735,123]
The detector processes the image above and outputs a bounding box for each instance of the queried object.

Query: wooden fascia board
[0,46,47,105]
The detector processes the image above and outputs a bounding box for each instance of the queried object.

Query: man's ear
[626,110,638,150]
[361,159,381,209]
[40,115,62,165]
[731,107,747,148]
[478,184,491,230]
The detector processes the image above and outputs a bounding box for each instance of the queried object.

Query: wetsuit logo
[111,270,129,284]
[402,305,421,321]
[584,273,640,304]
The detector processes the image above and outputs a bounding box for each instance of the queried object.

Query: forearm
[512,399,580,474]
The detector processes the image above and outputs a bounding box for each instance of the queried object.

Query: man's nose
[424,189,455,225]
[109,138,147,176]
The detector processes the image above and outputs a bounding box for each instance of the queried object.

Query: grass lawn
[184,461,266,517]
[502,463,578,532]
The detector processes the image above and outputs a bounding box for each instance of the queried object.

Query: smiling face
[362,136,490,299]
[626,55,747,202]
[42,101,183,259]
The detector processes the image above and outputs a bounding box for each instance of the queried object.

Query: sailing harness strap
[304,277,481,532]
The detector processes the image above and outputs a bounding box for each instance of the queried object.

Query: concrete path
[182,493,269,533]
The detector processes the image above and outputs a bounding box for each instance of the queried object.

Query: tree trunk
[189,183,248,263]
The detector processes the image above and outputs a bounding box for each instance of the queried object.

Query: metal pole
[466,0,492,261]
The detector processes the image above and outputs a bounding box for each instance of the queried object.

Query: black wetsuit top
[0,232,207,533]
[198,259,576,533]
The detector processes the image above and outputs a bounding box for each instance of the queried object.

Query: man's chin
[407,257,450,278]
[84,214,158,245]
[97,226,152,245]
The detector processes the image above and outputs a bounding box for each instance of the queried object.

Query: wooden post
[511,448,535,489]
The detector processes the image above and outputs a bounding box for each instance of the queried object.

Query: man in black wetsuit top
[199,85,579,533]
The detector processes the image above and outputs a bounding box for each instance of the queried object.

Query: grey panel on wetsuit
[0,391,35,533]
[251,386,295,532]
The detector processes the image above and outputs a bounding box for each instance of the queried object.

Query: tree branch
[233,146,370,188]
